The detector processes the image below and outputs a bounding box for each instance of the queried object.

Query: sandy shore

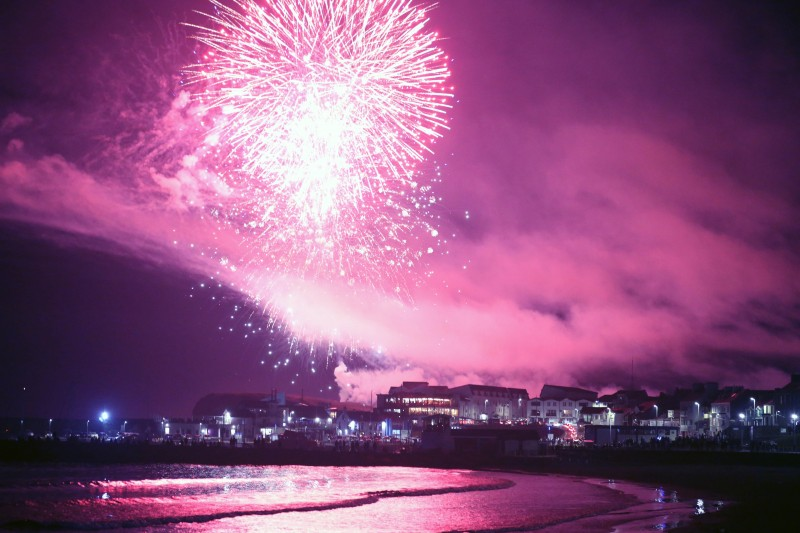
[527,449,800,532]
[2,441,798,531]
[531,478,716,532]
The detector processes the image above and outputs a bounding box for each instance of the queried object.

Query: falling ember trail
[184,0,453,308]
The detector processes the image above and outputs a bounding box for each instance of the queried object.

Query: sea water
[0,464,714,531]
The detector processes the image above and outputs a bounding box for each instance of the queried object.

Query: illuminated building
[530,385,598,425]
[375,382,456,439]
[376,382,457,418]
[449,384,529,424]
[377,382,530,428]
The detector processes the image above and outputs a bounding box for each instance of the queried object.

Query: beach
[1,440,798,531]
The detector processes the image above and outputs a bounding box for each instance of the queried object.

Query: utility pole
[630,357,634,390]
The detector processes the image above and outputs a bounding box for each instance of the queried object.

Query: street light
[48,418,52,434]
[123,420,127,433]
[738,413,745,447]
[98,411,109,439]
[693,402,700,435]
[792,414,798,449]
[86,419,90,434]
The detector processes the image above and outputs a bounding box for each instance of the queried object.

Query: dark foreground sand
[2,441,798,531]
[531,449,800,532]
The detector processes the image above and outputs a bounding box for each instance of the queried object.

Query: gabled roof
[194,392,369,417]
[711,390,741,404]
[780,374,800,391]
[451,384,530,398]
[598,389,650,406]
[540,384,598,401]
[193,393,269,417]
[385,382,451,396]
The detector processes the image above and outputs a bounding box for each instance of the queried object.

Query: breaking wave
[0,464,513,530]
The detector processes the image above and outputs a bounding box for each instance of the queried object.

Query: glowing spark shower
[184,0,453,297]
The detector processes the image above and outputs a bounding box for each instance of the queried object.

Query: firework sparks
[184,0,452,298]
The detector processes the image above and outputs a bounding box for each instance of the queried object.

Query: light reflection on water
[0,464,712,531]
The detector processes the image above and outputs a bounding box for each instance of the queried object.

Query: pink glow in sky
[1,1,799,410]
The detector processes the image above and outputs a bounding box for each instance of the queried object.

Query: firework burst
[184,0,452,298]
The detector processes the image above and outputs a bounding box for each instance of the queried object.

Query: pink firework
[184,0,452,295]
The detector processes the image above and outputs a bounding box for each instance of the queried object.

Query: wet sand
[538,478,716,532]
[527,449,800,532]
[2,441,798,531]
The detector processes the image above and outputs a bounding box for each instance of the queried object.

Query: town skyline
[2,1,799,420]
[6,361,799,423]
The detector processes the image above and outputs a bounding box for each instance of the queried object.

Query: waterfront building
[530,384,597,425]
[709,387,745,435]
[774,374,800,426]
[376,382,529,431]
[597,389,650,410]
[584,423,679,445]
[579,406,612,426]
[421,414,547,455]
[375,382,456,418]
[450,384,529,424]
[636,400,679,430]
[190,391,359,444]
[649,383,720,437]
[375,382,457,437]
[741,390,775,427]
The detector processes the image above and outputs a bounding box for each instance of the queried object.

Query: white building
[449,384,529,424]
[529,384,598,425]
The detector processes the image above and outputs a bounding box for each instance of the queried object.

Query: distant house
[540,385,598,402]
[191,392,277,443]
[189,391,360,444]
[531,384,598,425]
[597,389,650,410]
[775,374,800,423]
[580,405,612,426]
[710,387,745,434]
[449,384,529,424]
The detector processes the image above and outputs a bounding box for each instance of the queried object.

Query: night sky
[2,1,799,420]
